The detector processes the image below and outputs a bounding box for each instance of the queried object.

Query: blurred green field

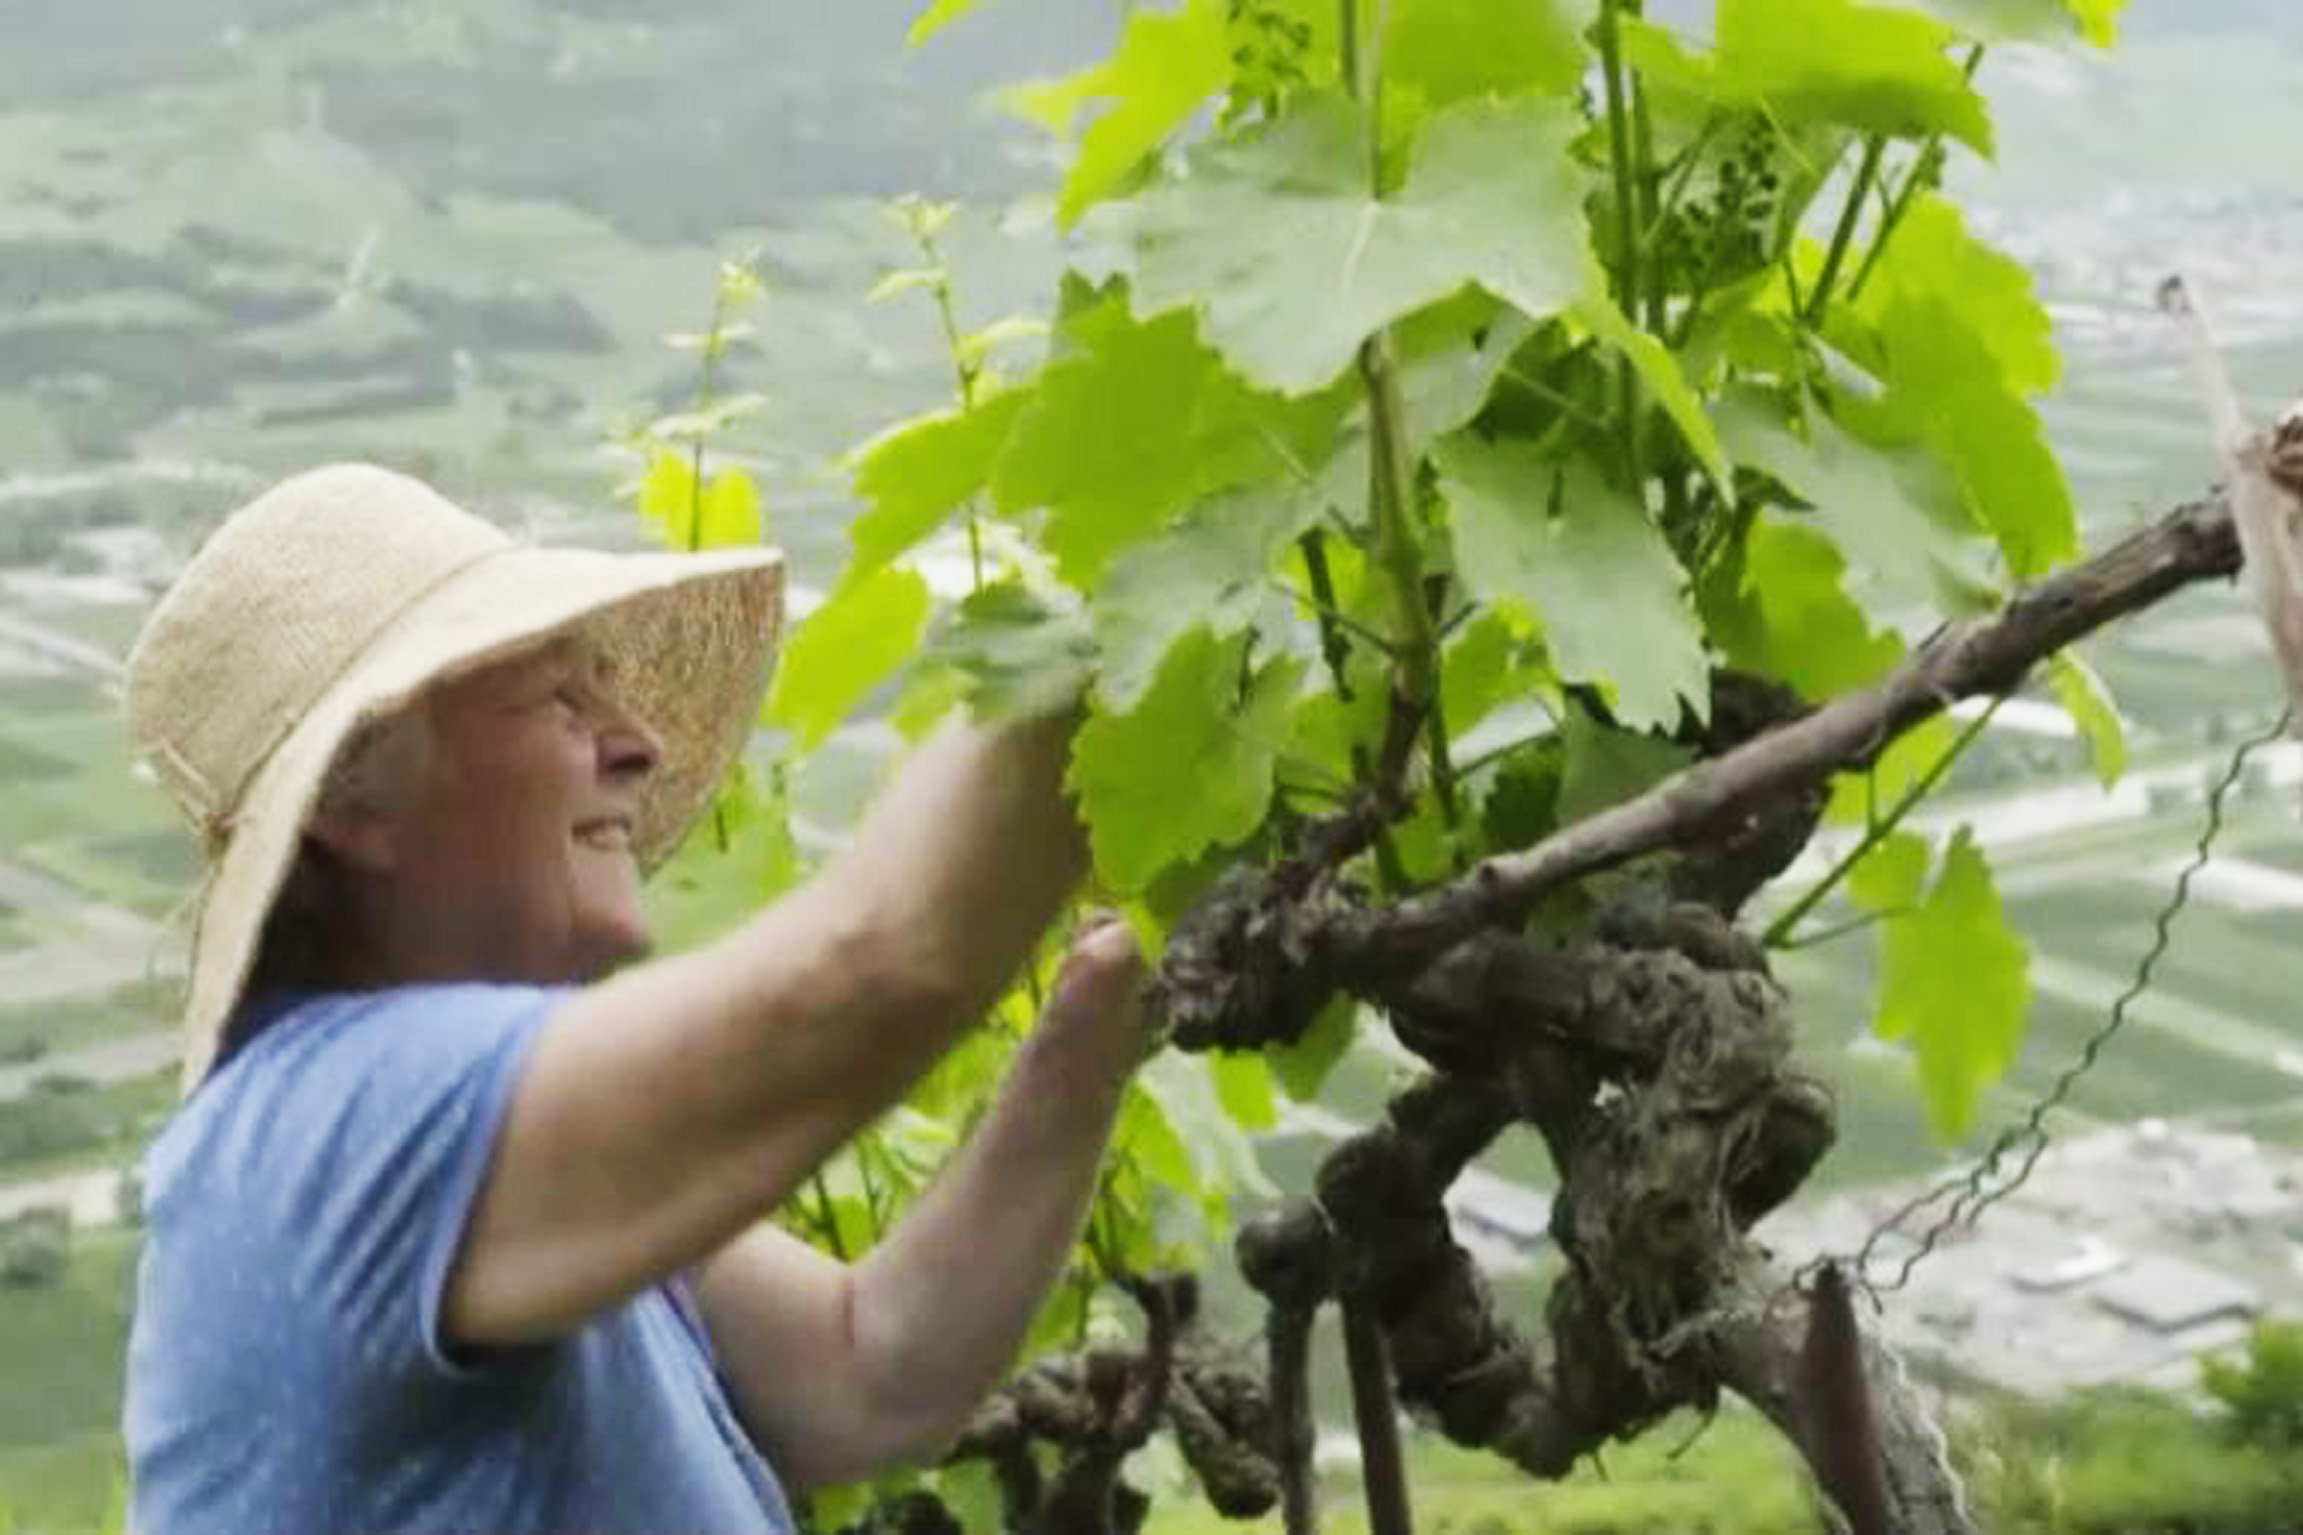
[1141,1415,1816,1535]
[0,1229,137,1528]
[0,1432,127,1535]
[0,981,173,1066]
[0,674,186,920]
[0,1072,176,1185]
[5,602,147,665]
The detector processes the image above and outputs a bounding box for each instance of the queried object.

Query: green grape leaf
[1908,0,2120,45]
[934,1464,1006,1535]
[877,1106,959,1183]
[648,768,803,949]
[845,390,1027,579]
[1285,652,1393,791]
[992,301,1317,586]
[637,454,766,552]
[1069,629,1306,891]
[1210,1050,1279,1131]
[1389,792,1466,885]
[1092,480,1324,712]
[1434,436,1709,732]
[1557,709,1694,825]
[1019,1280,1095,1363]
[1713,0,1993,153]
[1824,713,1957,826]
[763,567,932,749]
[698,470,764,550]
[1674,269,1804,382]
[796,1151,885,1253]
[1020,0,1234,227]
[1620,17,1715,111]
[1115,1081,1201,1201]
[958,316,1051,374]
[1001,73,1103,138]
[806,1484,874,1533]
[634,448,698,549]
[1847,827,1930,912]
[1269,993,1356,1101]
[1440,610,1534,737]
[1858,194,2056,395]
[1141,1051,1279,1205]
[907,0,983,46]
[1386,0,1595,107]
[1717,391,1995,613]
[1133,92,1601,394]
[1871,291,2079,578]
[2068,0,2123,43]
[1230,0,1346,89]
[2049,650,2127,788]
[1576,297,1733,495]
[1873,829,2030,1142]
[825,1189,878,1259]
[1713,516,1904,699]
[889,664,968,742]
[909,1014,1017,1123]
[1479,751,1564,853]
[934,580,1096,722]
[1392,290,1538,444]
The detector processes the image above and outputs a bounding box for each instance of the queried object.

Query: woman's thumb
[1048,911,1144,1014]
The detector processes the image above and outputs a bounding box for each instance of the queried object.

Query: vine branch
[1327,488,2243,978]
[1237,1205,1334,1535]
[1844,46,1986,307]
[1337,0,1450,833]
[1806,133,1887,323]
[1597,0,1647,490]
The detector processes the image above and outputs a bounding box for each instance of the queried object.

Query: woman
[119,462,1141,1533]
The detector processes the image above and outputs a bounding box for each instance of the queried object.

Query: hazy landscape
[6,0,2303,1528]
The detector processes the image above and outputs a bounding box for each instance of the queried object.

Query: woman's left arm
[693,918,1145,1490]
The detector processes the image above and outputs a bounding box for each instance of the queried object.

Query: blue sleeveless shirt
[123,983,799,1534]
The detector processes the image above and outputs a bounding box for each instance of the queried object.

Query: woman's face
[385,634,665,985]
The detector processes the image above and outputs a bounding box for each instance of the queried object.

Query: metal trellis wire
[1833,702,2298,1298]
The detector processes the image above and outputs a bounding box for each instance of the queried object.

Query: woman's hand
[1030,910,1152,1081]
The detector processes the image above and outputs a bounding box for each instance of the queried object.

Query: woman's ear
[305,808,400,874]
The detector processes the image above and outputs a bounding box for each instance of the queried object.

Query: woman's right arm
[441,709,1088,1346]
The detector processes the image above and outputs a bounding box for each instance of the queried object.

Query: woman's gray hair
[227,705,436,1046]
[314,705,435,823]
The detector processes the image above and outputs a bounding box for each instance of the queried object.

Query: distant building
[1759,1123,2303,1399]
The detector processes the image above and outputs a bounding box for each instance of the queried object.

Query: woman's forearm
[844,923,1142,1462]
[829,707,1089,1024]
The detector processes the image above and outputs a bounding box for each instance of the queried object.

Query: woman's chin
[579,913,655,976]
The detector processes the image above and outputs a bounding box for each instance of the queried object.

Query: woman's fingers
[1045,909,1145,1023]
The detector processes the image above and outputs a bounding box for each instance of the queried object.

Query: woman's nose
[597,699,664,782]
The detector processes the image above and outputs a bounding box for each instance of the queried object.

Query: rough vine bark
[1236,1206,1329,1535]
[1234,897,1973,1534]
[936,1274,1281,1535]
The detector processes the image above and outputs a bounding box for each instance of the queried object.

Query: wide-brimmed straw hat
[125,462,785,1096]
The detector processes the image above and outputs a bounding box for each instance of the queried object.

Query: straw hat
[125,462,785,1096]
